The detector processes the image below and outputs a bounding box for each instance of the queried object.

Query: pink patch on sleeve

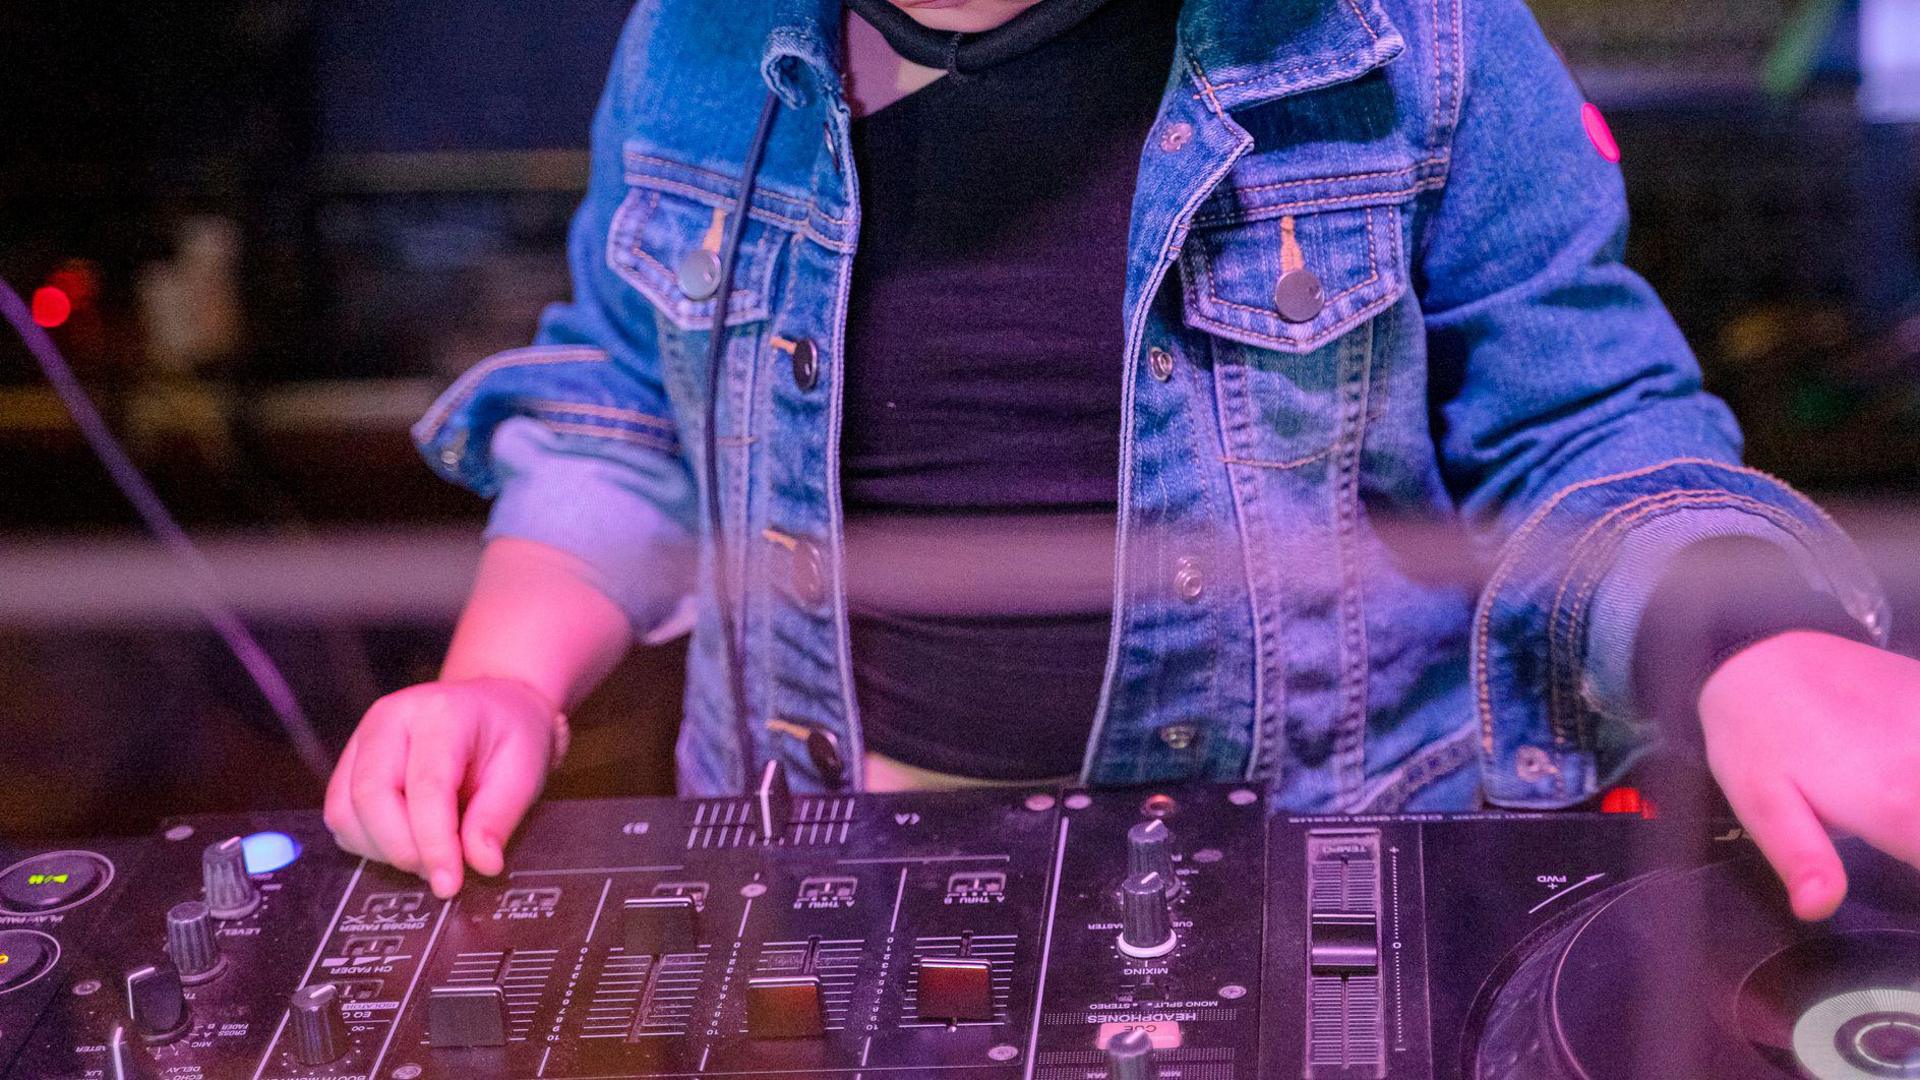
[1582,102,1621,163]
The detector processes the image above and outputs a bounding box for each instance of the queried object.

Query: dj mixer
[4,763,1918,1079]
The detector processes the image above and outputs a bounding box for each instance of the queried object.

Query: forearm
[440,536,635,712]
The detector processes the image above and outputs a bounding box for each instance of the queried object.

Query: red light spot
[31,287,73,329]
[1582,102,1621,163]
[47,262,100,305]
[1600,786,1658,818]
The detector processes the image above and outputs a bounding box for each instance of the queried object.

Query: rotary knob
[289,982,349,1066]
[166,901,224,983]
[202,837,259,919]
[1105,1025,1157,1080]
[1127,819,1181,899]
[125,960,190,1044]
[1117,871,1177,959]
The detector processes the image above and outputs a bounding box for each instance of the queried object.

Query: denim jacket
[413,0,1889,810]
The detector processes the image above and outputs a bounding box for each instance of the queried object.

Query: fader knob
[1105,1025,1157,1080]
[201,837,260,919]
[125,961,190,1043]
[754,758,794,841]
[1117,872,1177,959]
[289,982,349,1065]
[746,975,825,1038]
[1127,819,1181,898]
[106,1023,158,1080]
[622,895,698,955]
[427,984,508,1048]
[165,901,223,983]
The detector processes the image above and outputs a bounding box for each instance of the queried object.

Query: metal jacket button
[767,718,848,789]
[791,338,819,391]
[1515,746,1557,783]
[791,539,827,607]
[1147,347,1175,382]
[1274,268,1325,323]
[1157,723,1199,751]
[678,248,722,301]
[1159,121,1194,152]
[1173,557,1204,602]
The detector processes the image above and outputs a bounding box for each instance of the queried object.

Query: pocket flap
[1178,199,1407,355]
[607,148,799,332]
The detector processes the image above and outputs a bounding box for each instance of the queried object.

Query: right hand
[324,677,567,898]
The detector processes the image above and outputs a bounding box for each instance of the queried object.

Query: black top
[840,0,1181,779]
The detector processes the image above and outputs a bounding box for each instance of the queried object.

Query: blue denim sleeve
[1419,0,1889,807]
[410,5,700,637]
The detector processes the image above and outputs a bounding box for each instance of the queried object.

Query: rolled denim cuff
[484,417,698,640]
[1474,459,1889,809]
[1586,509,1828,724]
[1625,534,1878,759]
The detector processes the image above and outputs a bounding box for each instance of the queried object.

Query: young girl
[324,0,1918,922]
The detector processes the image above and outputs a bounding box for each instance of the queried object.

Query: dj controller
[5,763,1920,1079]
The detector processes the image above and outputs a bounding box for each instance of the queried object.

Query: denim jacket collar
[763,0,843,108]
[759,0,1406,113]
[1179,0,1405,111]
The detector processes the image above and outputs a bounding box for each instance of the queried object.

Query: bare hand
[324,677,566,898]
[1699,631,1920,921]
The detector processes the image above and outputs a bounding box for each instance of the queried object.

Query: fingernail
[431,870,457,897]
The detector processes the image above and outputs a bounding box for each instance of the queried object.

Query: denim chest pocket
[607,151,798,333]
[1176,173,1416,469]
[1178,195,1407,355]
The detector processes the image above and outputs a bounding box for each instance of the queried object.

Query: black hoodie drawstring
[705,89,784,790]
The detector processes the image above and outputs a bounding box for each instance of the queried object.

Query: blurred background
[2,0,1917,839]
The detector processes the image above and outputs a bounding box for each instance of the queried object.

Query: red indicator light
[1600,786,1658,818]
[1582,102,1621,163]
[31,287,73,329]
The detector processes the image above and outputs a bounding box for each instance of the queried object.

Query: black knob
[289,982,349,1065]
[202,837,259,919]
[166,901,223,984]
[1118,872,1177,958]
[1127,820,1181,898]
[1105,1025,1156,1080]
[106,1023,158,1080]
[125,961,190,1044]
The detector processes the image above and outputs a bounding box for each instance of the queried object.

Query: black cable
[703,91,785,791]
[0,277,335,783]
[845,0,1113,74]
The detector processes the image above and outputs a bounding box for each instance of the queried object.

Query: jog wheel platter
[1462,837,1920,1080]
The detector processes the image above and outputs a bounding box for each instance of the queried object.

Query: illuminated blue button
[241,832,301,875]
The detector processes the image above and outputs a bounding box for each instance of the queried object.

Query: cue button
[0,853,104,913]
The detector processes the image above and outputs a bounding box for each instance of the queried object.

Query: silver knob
[165,901,223,983]
[1118,872,1177,958]
[202,837,259,919]
[290,982,349,1065]
[1105,1025,1156,1080]
[1127,819,1181,898]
